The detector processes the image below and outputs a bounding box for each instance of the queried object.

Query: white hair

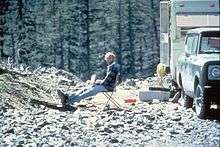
[104,52,116,60]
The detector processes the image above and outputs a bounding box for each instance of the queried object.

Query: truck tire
[195,84,210,119]
[181,90,193,108]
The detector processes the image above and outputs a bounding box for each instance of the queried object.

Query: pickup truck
[177,28,220,118]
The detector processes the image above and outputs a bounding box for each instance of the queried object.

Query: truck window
[186,35,194,54]
[186,35,198,55]
[191,35,199,54]
[200,31,220,53]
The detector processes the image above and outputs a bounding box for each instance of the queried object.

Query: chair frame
[103,74,122,110]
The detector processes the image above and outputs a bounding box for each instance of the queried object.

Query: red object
[124,98,137,104]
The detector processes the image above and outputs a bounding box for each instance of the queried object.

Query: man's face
[105,56,113,65]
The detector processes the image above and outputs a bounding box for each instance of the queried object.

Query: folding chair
[103,74,122,110]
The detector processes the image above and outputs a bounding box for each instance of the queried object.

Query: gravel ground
[0,66,219,147]
[0,100,219,147]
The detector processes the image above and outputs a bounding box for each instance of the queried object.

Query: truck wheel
[181,90,193,108]
[195,84,210,119]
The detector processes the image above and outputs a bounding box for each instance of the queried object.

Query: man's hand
[90,74,97,84]
[89,74,103,85]
[95,79,103,84]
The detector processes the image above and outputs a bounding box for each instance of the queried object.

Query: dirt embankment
[0,66,83,109]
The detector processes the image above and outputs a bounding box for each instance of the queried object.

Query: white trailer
[160,0,220,81]
[160,0,220,118]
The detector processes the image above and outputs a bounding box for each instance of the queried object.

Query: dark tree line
[0,0,160,80]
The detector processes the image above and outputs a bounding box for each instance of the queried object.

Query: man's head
[104,52,116,65]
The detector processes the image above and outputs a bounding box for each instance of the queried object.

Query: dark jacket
[101,62,119,91]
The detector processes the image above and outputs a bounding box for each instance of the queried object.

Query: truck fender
[177,72,182,88]
[193,72,200,93]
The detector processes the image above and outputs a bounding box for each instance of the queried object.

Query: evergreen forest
[0,0,160,80]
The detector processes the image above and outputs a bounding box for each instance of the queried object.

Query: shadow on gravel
[30,99,77,112]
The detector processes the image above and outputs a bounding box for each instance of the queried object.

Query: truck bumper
[204,82,220,105]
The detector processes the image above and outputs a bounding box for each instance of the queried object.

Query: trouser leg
[67,85,108,104]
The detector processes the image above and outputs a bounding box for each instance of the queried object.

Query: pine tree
[116,0,123,75]
[0,0,10,59]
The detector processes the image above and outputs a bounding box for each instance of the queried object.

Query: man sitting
[57,52,119,107]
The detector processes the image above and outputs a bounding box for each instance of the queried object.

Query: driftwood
[30,99,77,111]
[0,68,13,75]
[0,67,31,77]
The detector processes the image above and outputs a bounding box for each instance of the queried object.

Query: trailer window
[176,14,220,27]
[200,31,220,53]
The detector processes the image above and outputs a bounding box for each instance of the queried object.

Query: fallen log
[0,67,31,76]
[30,99,77,111]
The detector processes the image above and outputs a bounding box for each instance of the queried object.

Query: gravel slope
[0,66,219,146]
[1,100,219,147]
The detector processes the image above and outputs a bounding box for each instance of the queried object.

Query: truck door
[182,34,198,94]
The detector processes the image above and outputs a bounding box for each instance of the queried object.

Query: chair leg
[109,97,121,108]
[103,93,110,110]
[103,92,122,109]
[102,103,110,110]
